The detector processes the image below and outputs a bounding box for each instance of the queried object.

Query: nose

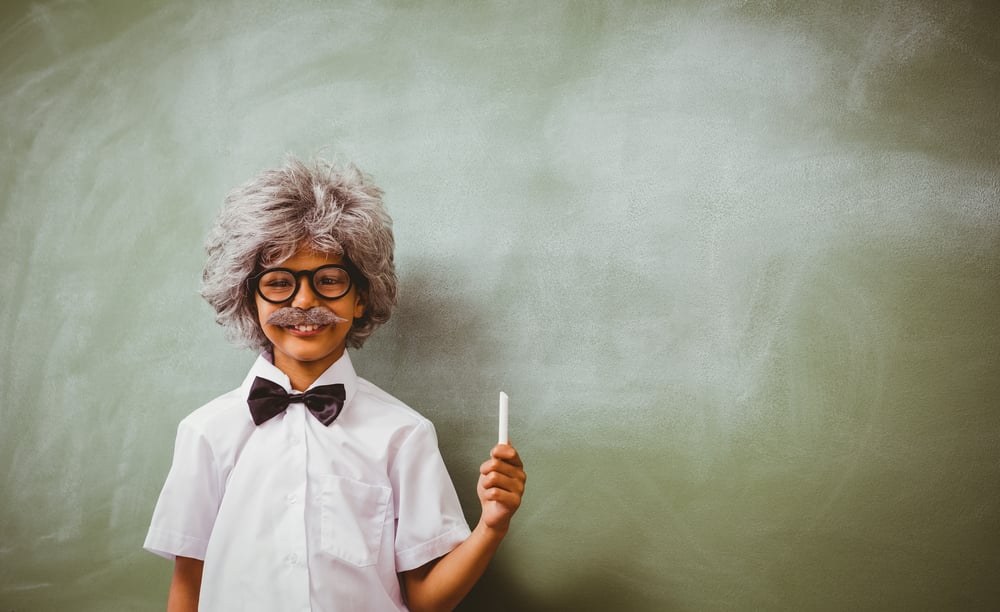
[290,275,321,309]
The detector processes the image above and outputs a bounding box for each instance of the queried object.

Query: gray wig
[201,156,397,352]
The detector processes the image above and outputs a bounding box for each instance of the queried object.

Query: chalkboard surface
[2,1,999,610]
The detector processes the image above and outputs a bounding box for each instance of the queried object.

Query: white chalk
[498,391,509,444]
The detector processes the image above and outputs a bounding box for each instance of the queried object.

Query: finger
[490,444,523,467]
[479,471,526,494]
[480,457,527,480]
[479,485,523,509]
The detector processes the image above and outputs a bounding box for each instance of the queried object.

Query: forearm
[403,521,506,612]
[167,556,203,612]
[405,443,526,611]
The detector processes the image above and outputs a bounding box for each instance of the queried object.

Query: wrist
[473,517,510,544]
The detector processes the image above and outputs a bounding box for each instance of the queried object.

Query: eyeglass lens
[257,266,352,302]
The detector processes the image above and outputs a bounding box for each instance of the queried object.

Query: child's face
[254,247,365,377]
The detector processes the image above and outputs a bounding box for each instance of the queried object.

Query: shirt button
[287,493,297,505]
[286,553,298,565]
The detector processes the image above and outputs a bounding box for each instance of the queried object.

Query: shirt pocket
[320,474,391,567]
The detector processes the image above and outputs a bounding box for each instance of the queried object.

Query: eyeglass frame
[248,263,360,304]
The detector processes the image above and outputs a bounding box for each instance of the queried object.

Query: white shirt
[144,352,471,611]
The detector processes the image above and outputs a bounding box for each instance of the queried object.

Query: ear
[353,290,366,320]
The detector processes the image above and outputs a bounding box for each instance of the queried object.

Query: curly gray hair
[201,156,397,352]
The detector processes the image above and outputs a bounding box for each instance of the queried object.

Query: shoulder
[174,386,255,451]
[354,377,428,422]
[346,377,439,446]
[181,386,251,428]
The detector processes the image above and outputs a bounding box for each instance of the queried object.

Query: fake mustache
[265,307,347,327]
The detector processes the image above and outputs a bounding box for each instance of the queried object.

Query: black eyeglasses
[249,265,354,303]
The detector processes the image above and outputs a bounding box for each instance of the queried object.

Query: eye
[258,271,295,288]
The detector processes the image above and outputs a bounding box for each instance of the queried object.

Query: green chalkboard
[2,1,999,610]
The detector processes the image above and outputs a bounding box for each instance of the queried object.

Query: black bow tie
[247,376,346,426]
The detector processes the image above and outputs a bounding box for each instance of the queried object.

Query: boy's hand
[477,444,526,533]
[403,445,526,611]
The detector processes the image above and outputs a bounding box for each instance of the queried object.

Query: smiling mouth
[285,324,328,334]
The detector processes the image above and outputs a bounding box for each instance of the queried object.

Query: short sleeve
[143,419,223,560]
[390,420,471,571]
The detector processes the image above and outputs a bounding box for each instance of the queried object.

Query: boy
[144,157,526,611]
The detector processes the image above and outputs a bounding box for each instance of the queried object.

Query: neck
[272,348,345,391]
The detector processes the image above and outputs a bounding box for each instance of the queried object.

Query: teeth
[293,324,319,332]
